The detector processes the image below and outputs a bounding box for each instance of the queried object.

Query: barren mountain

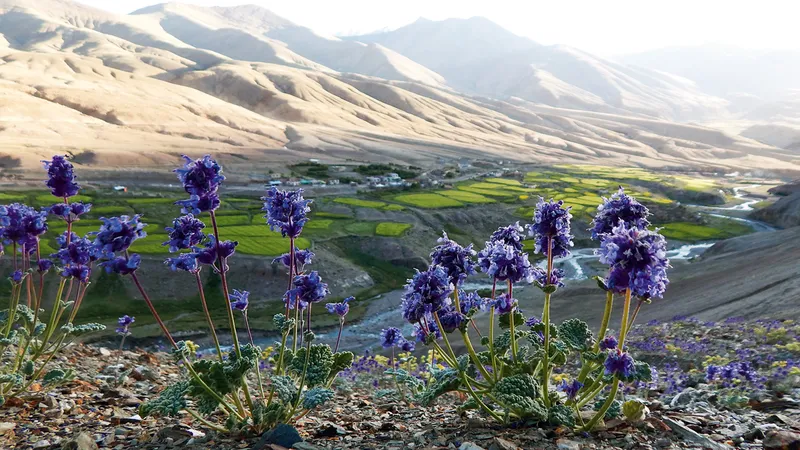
[1,0,798,176]
[346,17,729,121]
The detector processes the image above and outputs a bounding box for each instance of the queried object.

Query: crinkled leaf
[270,375,297,404]
[493,374,547,421]
[42,368,74,386]
[385,368,424,392]
[498,311,526,330]
[140,380,190,417]
[548,404,575,427]
[594,397,622,419]
[62,322,106,337]
[329,351,354,382]
[558,319,593,352]
[302,387,334,410]
[419,367,462,406]
[289,344,333,388]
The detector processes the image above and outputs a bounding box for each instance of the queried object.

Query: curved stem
[186,408,228,433]
[195,271,222,360]
[243,311,266,400]
[541,237,554,408]
[581,378,619,432]
[130,273,176,348]
[627,297,645,332]
[578,291,614,385]
[618,289,633,348]
[460,330,493,383]
[334,319,344,353]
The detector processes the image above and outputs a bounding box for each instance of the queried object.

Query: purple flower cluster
[438,306,466,333]
[192,236,238,271]
[285,271,329,310]
[380,327,415,351]
[458,290,486,314]
[429,232,476,286]
[230,289,249,311]
[486,222,525,250]
[604,349,635,378]
[174,155,225,213]
[490,293,517,314]
[165,253,199,273]
[163,214,205,252]
[0,203,48,246]
[477,241,534,284]
[559,379,584,401]
[262,187,311,238]
[92,215,147,258]
[101,254,141,275]
[43,155,80,198]
[706,361,761,388]
[273,248,314,270]
[326,296,353,318]
[116,315,135,336]
[532,266,565,288]
[527,198,574,258]
[49,202,91,223]
[400,265,453,324]
[590,187,650,240]
[599,335,619,351]
[597,221,670,298]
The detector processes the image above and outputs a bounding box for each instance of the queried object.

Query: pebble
[763,430,800,450]
[555,438,581,450]
[459,442,486,450]
[33,440,51,448]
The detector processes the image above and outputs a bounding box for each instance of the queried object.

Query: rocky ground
[1,319,800,450]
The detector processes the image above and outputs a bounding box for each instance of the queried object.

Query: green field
[375,222,413,237]
[437,190,494,204]
[333,198,388,209]
[0,193,26,202]
[659,220,752,242]
[34,194,93,205]
[394,193,463,208]
[126,197,178,205]
[90,206,133,216]
[344,222,376,236]
[457,186,516,198]
[484,178,522,186]
[305,219,333,229]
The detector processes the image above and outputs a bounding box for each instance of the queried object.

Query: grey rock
[489,437,519,450]
[459,442,485,450]
[61,432,98,450]
[555,438,581,450]
[763,430,800,450]
[255,424,302,449]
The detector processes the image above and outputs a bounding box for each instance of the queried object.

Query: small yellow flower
[665,344,679,353]
[789,367,800,376]
[772,361,788,368]
[552,373,568,383]
[184,340,199,354]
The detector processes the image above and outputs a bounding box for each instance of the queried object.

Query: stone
[763,430,800,450]
[315,422,348,437]
[0,422,15,432]
[131,365,159,382]
[255,424,303,449]
[458,442,485,450]
[293,443,324,450]
[33,440,51,448]
[61,432,99,450]
[555,438,581,450]
[489,437,519,450]
[98,348,111,357]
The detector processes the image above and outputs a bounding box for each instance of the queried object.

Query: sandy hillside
[1,0,799,175]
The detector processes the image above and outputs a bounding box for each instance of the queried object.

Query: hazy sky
[76,0,799,56]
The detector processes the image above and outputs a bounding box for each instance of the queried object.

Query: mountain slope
[346,17,729,121]
[0,0,798,177]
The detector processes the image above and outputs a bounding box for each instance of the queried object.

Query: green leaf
[558,319,593,352]
[493,374,547,421]
[302,387,334,410]
[21,361,34,377]
[42,368,74,386]
[270,376,297,404]
[419,367,462,406]
[62,322,106,337]
[498,311,526,330]
[329,351,354,381]
[548,404,575,427]
[594,397,622,419]
[289,344,333,388]
[140,381,190,417]
[622,399,647,423]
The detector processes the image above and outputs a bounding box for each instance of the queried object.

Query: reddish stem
[130,272,177,349]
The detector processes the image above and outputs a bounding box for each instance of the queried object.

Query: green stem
[488,305,498,381]
[577,291,614,385]
[243,311,266,400]
[541,237,554,408]
[186,408,228,433]
[461,371,504,422]
[618,289,632,348]
[581,378,619,432]
[627,297,644,332]
[460,330,493,383]
[433,313,459,365]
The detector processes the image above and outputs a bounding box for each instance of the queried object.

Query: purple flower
[10,270,24,284]
[486,222,525,250]
[599,335,618,351]
[52,236,96,266]
[37,258,53,273]
[43,155,80,198]
[51,202,91,222]
[61,264,91,283]
[174,155,224,213]
[532,267,565,288]
[101,254,141,275]
[604,349,635,378]
[0,203,48,245]
[590,187,650,240]
[430,232,476,286]
[413,322,442,342]
[230,289,249,311]
[525,316,541,327]
[477,241,534,284]
[458,290,486,314]
[273,248,314,269]
[326,296,353,318]
[490,293,517,315]
[400,265,453,324]
[289,271,329,305]
[559,379,584,401]
[399,339,415,352]
[283,289,307,311]
[163,214,205,252]
[192,236,238,270]
[437,306,466,333]
[706,365,720,382]
[526,198,574,258]
[91,215,147,258]
[116,315,135,335]
[165,253,199,273]
[597,221,670,298]
[380,327,403,348]
[261,187,312,239]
